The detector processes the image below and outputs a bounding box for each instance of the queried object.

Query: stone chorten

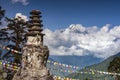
[13,10,54,80]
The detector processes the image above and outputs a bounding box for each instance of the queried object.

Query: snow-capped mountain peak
[69,24,86,32]
[67,24,87,34]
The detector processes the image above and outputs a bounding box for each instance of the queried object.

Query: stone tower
[13,10,54,80]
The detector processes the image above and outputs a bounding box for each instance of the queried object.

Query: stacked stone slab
[13,10,54,80]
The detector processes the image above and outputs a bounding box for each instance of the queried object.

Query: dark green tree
[0,6,7,80]
[108,57,120,80]
[0,16,28,80]
[0,6,5,45]
[0,16,28,64]
[0,6,5,25]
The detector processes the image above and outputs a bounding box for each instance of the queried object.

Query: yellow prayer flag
[92,70,95,75]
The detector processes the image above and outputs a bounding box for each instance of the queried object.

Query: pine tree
[0,6,7,80]
[0,16,28,80]
[0,16,28,64]
[108,57,120,80]
[0,6,5,25]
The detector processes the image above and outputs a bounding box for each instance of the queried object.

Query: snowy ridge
[69,24,85,32]
[67,24,87,34]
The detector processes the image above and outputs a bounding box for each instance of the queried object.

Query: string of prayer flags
[1,39,120,76]
[49,67,120,76]
[53,76,79,80]
[47,60,80,69]
[0,43,22,54]
[49,68,75,73]
[0,60,19,71]
[1,59,120,76]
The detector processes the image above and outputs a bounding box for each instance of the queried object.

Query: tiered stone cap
[26,10,45,36]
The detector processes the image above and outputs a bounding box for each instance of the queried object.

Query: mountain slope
[67,52,120,80]
[47,57,67,77]
[47,55,102,77]
[50,55,102,68]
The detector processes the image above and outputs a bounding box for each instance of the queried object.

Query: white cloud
[43,24,120,59]
[12,0,29,5]
[15,13,28,21]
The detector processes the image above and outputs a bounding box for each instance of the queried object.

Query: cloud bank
[15,13,28,21]
[44,24,120,59]
[12,0,29,5]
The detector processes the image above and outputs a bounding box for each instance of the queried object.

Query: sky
[1,0,120,59]
[1,0,120,30]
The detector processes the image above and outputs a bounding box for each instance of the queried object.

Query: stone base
[13,68,54,80]
[13,75,54,80]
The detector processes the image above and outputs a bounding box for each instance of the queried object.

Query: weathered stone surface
[13,45,54,80]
